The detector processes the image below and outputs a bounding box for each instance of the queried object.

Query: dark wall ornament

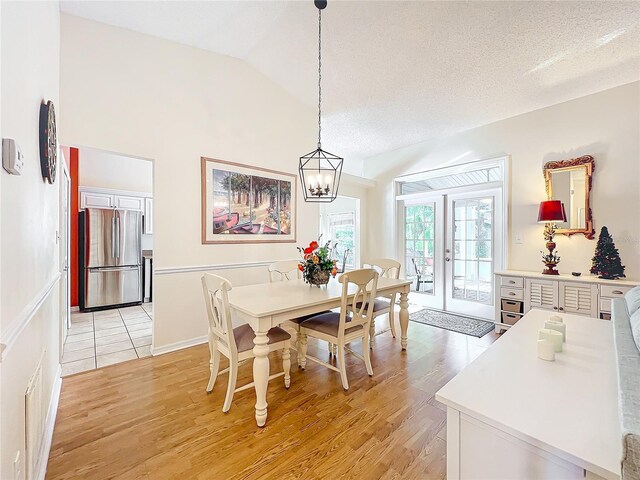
[39,100,57,184]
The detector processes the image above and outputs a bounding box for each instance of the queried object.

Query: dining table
[227,276,412,426]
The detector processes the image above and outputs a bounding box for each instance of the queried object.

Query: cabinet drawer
[600,285,631,298]
[500,287,524,301]
[501,311,522,325]
[600,297,612,314]
[500,276,524,288]
[501,299,524,314]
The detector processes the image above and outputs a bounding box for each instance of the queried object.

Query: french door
[445,189,502,319]
[404,195,444,310]
[402,187,503,320]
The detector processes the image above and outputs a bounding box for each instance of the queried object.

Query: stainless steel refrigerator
[79,208,143,310]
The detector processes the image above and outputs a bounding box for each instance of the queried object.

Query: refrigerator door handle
[111,212,117,259]
[114,211,121,259]
[88,266,139,272]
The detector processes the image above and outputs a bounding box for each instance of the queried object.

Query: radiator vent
[25,352,46,479]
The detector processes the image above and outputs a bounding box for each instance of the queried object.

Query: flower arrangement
[297,239,338,286]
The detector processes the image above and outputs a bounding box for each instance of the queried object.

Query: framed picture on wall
[200,157,297,244]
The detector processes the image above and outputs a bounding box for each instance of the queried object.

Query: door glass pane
[451,197,494,306]
[405,203,435,295]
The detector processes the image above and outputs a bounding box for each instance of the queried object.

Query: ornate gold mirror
[544,155,595,239]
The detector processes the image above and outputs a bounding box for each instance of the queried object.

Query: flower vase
[308,270,330,287]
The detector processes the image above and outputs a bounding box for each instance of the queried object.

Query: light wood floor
[47,317,498,480]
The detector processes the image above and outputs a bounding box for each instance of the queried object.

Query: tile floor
[62,303,153,377]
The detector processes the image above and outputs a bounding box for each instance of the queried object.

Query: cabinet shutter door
[526,280,557,311]
[559,282,597,317]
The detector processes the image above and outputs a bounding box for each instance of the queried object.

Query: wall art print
[201,157,297,244]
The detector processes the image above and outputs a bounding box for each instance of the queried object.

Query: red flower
[303,246,313,255]
[309,241,319,250]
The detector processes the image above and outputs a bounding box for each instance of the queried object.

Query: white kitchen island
[436,309,621,480]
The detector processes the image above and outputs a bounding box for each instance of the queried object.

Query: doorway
[61,146,154,376]
[59,152,71,357]
[396,158,508,321]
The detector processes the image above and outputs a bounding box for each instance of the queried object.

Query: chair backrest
[268,260,301,282]
[364,259,401,279]
[201,273,237,354]
[338,268,379,335]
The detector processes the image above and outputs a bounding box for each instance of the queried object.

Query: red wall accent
[70,147,80,307]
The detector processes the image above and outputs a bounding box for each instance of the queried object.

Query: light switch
[514,234,523,244]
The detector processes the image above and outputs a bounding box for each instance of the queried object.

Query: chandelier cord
[317,8,322,150]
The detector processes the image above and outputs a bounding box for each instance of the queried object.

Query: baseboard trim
[151,335,208,356]
[0,273,61,362]
[155,260,297,276]
[34,363,62,480]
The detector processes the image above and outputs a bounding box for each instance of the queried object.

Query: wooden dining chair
[298,268,379,390]
[268,260,330,366]
[201,273,291,412]
[360,259,401,348]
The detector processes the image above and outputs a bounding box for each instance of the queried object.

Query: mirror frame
[543,155,595,239]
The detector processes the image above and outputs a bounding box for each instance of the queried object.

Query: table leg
[399,291,409,350]
[252,331,270,427]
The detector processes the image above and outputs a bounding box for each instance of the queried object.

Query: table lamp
[538,200,567,275]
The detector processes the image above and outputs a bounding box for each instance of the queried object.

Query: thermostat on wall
[2,138,24,175]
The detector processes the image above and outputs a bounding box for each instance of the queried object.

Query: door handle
[445,257,451,262]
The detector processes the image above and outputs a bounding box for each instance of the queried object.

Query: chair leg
[336,342,349,390]
[332,343,337,355]
[363,334,374,377]
[222,362,238,413]
[296,331,302,367]
[206,333,220,393]
[328,342,333,355]
[283,347,291,389]
[389,302,397,338]
[300,333,308,370]
[369,319,376,349]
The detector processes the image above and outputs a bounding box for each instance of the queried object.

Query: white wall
[78,147,154,249]
[365,82,640,280]
[0,1,61,478]
[59,14,320,351]
[78,147,153,193]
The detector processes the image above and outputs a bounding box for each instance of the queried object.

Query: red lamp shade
[538,200,567,223]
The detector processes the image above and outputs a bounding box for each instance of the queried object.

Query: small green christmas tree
[590,226,625,279]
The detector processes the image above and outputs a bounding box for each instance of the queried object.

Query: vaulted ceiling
[60,1,640,174]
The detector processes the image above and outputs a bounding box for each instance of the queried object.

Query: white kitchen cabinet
[79,188,151,220]
[559,281,598,317]
[525,278,557,311]
[80,191,114,209]
[495,270,636,332]
[143,197,153,234]
[115,195,145,211]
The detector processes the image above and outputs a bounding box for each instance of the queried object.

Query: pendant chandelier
[298,0,343,203]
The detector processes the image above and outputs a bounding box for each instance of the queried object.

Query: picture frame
[201,157,297,244]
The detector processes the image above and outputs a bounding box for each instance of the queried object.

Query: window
[328,212,355,269]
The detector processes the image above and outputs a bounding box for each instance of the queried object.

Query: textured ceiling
[60,1,640,175]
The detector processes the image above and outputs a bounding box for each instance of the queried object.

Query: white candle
[537,339,555,361]
[545,320,566,342]
[539,328,563,352]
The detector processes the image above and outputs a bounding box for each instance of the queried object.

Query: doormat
[410,308,495,338]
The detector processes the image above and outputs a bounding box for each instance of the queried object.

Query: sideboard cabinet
[495,270,637,333]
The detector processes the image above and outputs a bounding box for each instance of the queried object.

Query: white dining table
[227,276,412,426]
